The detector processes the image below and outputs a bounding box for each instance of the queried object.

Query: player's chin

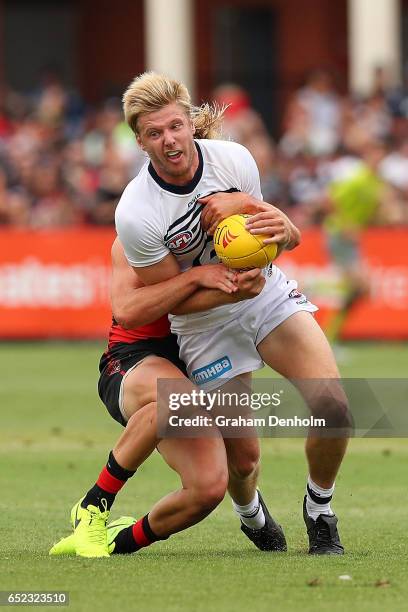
[166,161,189,177]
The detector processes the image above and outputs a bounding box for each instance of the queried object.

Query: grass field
[0,342,407,611]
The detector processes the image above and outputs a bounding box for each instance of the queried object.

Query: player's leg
[87,354,230,555]
[50,353,186,558]
[148,436,229,530]
[225,436,260,505]
[257,311,350,554]
[51,401,158,557]
[223,434,287,552]
[257,311,349,485]
[109,429,229,554]
[205,374,260,506]
[177,321,287,552]
[78,356,181,554]
[216,373,285,551]
[77,397,158,518]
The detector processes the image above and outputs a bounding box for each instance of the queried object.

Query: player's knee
[311,393,353,432]
[193,483,226,512]
[125,401,157,428]
[191,472,228,512]
[228,452,260,481]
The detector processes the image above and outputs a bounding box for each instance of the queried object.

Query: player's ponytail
[191,103,226,140]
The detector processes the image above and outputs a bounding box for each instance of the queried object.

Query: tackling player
[50,219,291,558]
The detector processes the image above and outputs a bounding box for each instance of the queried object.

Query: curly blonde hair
[123,72,225,139]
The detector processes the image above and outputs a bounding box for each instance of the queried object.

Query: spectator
[30,157,82,228]
[342,93,392,154]
[379,137,408,192]
[212,83,278,202]
[280,68,342,157]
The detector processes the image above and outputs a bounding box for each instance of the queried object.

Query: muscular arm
[111,239,196,327]
[170,287,239,315]
[171,269,265,315]
[111,238,238,328]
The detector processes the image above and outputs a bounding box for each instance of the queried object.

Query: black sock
[111,514,164,555]
[81,451,136,512]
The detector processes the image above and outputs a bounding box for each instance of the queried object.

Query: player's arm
[111,238,237,328]
[130,252,265,316]
[200,191,300,256]
[170,268,265,315]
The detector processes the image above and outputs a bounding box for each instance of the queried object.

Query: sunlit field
[0,342,407,612]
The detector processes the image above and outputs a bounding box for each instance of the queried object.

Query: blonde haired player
[50,73,294,560]
[116,72,350,555]
[50,88,297,557]
[52,72,349,558]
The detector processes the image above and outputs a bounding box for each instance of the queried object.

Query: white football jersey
[115,138,279,334]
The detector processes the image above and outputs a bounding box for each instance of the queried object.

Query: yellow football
[213,214,278,269]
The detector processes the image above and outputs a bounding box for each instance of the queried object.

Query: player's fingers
[237,268,262,280]
[250,276,266,290]
[248,223,284,233]
[214,263,235,278]
[208,220,221,235]
[249,273,265,285]
[218,263,234,275]
[248,219,283,231]
[263,232,287,244]
[206,214,220,232]
[200,208,213,230]
[198,195,212,205]
[249,226,280,236]
[251,203,271,213]
[222,269,237,283]
[246,212,279,225]
[219,280,238,293]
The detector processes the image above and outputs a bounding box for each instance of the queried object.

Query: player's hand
[234,268,265,299]
[245,209,296,248]
[194,263,238,294]
[200,192,265,236]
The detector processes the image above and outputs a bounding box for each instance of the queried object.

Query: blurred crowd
[1,68,408,229]
[214,69,408,230]
[0,74,146,228]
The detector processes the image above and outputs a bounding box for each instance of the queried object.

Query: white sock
[306,476,335,520]
[232,491,265,529]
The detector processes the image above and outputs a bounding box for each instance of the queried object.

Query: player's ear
[136,134,145,150]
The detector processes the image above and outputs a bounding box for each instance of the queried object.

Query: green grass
[0,342,407,611]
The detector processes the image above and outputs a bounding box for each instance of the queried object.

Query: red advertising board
[0,229,115,338]
[279,227,408,339]
[0,227,408,339]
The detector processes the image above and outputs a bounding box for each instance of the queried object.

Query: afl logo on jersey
[167,230,193,252]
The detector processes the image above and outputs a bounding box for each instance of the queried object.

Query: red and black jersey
[108,314,170,348]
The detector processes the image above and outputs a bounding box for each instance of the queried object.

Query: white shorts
[177,268,318,391]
